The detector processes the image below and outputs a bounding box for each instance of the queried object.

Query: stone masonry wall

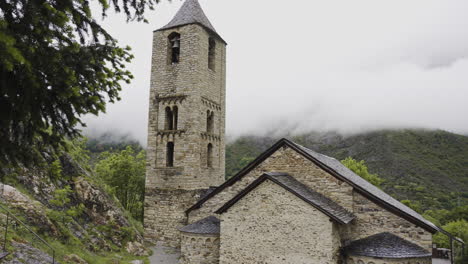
[189,146,433,252]
[180,233,220,264]
[189,146,354,223]
[146,24,226,191]
[145,22,226,246]
[144,188,204,247]
[220,180,340,264]
[347,255,431,264]
[340,191,433,250]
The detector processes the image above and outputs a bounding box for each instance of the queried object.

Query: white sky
[83,0,468,144]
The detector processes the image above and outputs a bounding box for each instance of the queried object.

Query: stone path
[149,242,180,264]
[432,258,451,264]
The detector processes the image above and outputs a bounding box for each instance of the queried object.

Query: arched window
[168,32,180,64]
[166,142,174,167]
[165,107,173,130]
[208,37,216,70]
[172,106,178,130]
[206,110,214,133]
[207,143,213,168]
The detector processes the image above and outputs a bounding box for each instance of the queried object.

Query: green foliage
[433,220,468,264]
[226,137,265,179]
[94,146,145,221]
[48,186,84,225]
[48,159,63,180]
[67,137,91,169]
[401,199,423,214]
[341,157,384,188]
[0,0,159,168]
[50,186,73,207]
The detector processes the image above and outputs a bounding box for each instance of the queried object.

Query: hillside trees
[0,0,158,168]
[341,157,384,188]
[95,146,145,221]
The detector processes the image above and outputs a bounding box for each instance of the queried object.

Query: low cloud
[83,0,468,144]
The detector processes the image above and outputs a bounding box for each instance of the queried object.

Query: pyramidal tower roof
[157,0,225,43]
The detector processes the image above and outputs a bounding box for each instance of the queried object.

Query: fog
[83,0,468,144]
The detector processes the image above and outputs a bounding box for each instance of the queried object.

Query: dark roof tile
[156,0,225,43]
[344,232,432,258]
[178,216,220,235]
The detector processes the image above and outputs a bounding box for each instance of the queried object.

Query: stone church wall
[144,188,204,247]
[180,233,220,264]
[188,146,354,223]
[340,191,433,250]
[347,256,431,264]
[189,145,433,252]
[219,180,340,264]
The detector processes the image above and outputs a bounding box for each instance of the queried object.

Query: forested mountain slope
[226,130,468,210]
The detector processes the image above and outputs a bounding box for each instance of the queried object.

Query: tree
[0,0,158,167]
[433,220,468,264]
[341,157,384,188]
[95,146,145,221]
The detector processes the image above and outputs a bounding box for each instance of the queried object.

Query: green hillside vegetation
[0,138,149,263]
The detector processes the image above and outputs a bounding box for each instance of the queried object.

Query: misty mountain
[226,129,468,210]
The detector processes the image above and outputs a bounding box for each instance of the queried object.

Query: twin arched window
[165,106,178,130]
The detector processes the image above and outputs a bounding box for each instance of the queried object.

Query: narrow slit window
[207,143,213,168]
[206,110,214,133]
[208,38,216,70]
[165,107,173,130]
[172,106,178,130]
[166,142,174,167]
[168,32,181,64]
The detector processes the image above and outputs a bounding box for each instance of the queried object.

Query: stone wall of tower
[144,23,226,246]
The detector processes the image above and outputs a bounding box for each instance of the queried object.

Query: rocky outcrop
[0,153,148,262]
[3,241,58,264]
[63,254,88,264]
[0,183,58,235]
[125,241,150,256]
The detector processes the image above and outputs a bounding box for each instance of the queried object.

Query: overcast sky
[83,0,468,144]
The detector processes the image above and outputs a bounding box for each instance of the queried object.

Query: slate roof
[178,215,220,235]
[187,138,440,234]
[215,172,355,224]
[289,141,440,233]
[343,232,432,259]
[156,0,226,43]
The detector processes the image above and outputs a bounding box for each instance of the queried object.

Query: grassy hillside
[226,130,468,210]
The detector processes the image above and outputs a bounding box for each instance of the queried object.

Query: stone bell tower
[144,0,226,246]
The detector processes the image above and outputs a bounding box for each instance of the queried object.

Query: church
[143,1,443,263]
